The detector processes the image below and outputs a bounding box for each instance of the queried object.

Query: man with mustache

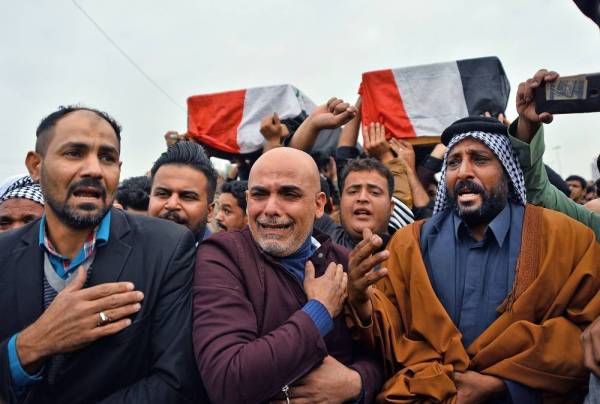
[213,180,248,232]
[148,141,217,241]
[193,147,383,403]
[346,115,600,403]
[0,106,203,403]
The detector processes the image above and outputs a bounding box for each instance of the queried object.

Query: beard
[447,175,509,226]
[160,210,208,240]
[253,216,311,257]
[42,175,110,230]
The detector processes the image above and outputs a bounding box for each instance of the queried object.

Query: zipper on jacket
[282,384,291,404]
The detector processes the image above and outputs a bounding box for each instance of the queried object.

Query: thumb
[65,266,87,292]
[304,260,315,282]
[273,112,280,125]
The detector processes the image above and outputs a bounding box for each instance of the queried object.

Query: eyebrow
[58,142,119,155]
[278,185,303,194]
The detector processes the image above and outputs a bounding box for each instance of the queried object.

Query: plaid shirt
[38,211,111,279]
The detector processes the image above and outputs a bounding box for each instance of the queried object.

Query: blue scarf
[277,236,318,283]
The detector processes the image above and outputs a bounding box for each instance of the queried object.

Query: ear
[25,151,42,182]
[314,191,326,219]
[207,201,215,218]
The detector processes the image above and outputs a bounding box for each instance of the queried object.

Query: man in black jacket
[0,106,203,403]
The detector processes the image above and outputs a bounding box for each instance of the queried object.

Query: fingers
[101,302,142,323]
[350,232,383,269]
[92,290,144,312]
[89,317,132,339]
[273,112,280,125]
[78,281,135,300]
[65,266,87,292]
[539,112,554,124]
[304,260,316,282]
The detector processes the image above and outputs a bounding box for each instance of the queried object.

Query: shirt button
[318,253,324,258]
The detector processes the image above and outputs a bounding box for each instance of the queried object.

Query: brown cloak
[350,205,600,403]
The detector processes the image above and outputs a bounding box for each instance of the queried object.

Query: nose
[215,209,225,222]
[262,195,282,216]
[164,193,181,210]
[357,187,369,203]
[80,154,103,178]
[456,159,475,181]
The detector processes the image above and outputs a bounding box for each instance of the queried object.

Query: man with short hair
[193,147,383,403]
[115,175,151,215]
[148,142,217,241]
[347,116,600,402]
[0,175,44,233]
[0,106,202,403]
[214,180,247,232]
[566,175,588,204]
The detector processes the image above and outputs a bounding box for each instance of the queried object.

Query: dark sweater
[192,227,383,403]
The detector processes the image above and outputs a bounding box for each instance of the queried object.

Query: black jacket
[0,208,206,403]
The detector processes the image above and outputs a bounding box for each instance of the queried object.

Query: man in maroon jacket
[193,147,383,403]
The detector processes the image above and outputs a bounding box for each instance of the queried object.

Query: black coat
[0,208,207,403]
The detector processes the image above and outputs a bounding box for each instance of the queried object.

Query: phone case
[535,73,600,114]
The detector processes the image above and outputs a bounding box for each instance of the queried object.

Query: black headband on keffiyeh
[0,175,44,206]
[433,117,527,214]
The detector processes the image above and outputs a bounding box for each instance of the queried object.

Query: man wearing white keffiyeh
[347,116,600,403]
[0,174,44,233]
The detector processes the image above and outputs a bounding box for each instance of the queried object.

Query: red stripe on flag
[360,69,416,139]
[187,89,246,154]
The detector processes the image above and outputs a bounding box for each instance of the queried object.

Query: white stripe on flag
[391,61,469,136]
[237,85,316,154]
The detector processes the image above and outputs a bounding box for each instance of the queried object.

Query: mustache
[256,217,294,227]
[454,180,485,196]
[67,178,107,199]
[160,211,187,225]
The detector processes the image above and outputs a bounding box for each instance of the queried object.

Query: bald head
[247,147,326,257]
[249,147,320,194]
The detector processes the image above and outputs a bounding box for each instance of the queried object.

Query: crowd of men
[0,68,599,404]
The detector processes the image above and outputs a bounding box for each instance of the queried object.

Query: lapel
[89,209,133,285]
[14,222,44,329]
[424,212,458,321]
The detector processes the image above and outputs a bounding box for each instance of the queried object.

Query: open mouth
[72,187,103,200]
[257,220,293,232]
[456,187,482,203]
[353,208,372,219]
[216,221,228,231]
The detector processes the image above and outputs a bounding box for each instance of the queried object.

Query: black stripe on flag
[457,56,511,117]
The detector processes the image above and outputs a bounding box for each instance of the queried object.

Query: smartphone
[535,73,600,114]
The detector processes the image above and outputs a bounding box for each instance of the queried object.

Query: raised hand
[303,261,347,318]
[16,266,144,373]
[347,228,389,322]
[389,138,416,171]
[307,98,358,131]
[363,122,393,162]
[260,112,288,143]
[515,69,559,141]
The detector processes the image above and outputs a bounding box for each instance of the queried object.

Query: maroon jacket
[193,227,383,403]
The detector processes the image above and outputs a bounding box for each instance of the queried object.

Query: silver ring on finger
[97,311,111,327]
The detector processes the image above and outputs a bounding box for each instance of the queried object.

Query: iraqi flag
[360,56,510,141]
[187,84,339,159]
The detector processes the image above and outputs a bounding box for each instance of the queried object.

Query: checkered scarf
[0,175,44,205]
[433,131,526,214]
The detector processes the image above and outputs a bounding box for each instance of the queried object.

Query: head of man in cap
[346,115,600,402]
[0,174,44,233]
[433,116,527,239]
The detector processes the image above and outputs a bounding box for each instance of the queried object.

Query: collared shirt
[421,202,524,348]
[421,202,539,403]
[38,211,111,278]
[9,211,112,394]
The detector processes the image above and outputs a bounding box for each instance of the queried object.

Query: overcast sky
[2,0,599,182]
